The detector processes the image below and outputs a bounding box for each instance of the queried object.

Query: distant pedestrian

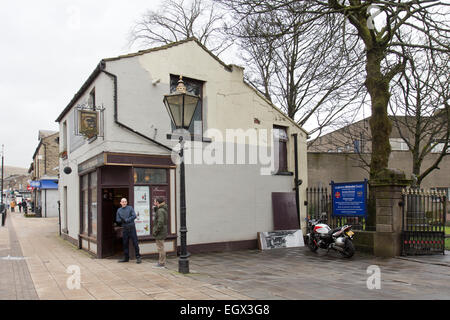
[22,199,27,214]
[10,200,15,212]
[18,201,22,213]
[152,198,168,268]
[116,198,141,264]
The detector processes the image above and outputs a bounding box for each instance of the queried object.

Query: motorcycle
[305,213,355,258]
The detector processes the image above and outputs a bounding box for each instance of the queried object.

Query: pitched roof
[103,37,232,72]
[38,130,58,140]
[55,37,307,134]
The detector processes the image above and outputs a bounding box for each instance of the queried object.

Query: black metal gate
[402,189,447,255]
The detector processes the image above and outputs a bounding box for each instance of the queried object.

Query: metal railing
[402,188,447,255]
[306,187,371,231]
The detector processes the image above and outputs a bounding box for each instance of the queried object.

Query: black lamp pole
[178,136,189,274]
[164,76,198,274]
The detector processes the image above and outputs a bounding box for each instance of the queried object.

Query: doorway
[101,188,129,258]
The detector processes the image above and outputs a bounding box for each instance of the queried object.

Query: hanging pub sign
[78,110,98,139]
[331,179,368,217]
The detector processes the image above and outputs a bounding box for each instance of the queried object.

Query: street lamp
[163,76,200,274]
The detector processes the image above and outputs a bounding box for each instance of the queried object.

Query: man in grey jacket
[116,198,141,264]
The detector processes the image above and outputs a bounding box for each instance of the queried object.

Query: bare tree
[217,0,450,180]
[390,47,450,186]
[129,0,232,55]
[226,4,366,138]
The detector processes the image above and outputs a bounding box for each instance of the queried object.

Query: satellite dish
[63,167,72,175]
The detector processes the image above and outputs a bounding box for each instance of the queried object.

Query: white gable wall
[59,39,309,248]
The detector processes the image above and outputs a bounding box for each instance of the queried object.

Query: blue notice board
[331,180,368,217]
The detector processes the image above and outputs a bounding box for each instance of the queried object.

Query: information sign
[331,180,368,217]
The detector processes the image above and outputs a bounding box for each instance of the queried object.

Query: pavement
[1,209,450,300]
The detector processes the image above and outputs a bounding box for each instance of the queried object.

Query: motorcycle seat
[328,227,342,235]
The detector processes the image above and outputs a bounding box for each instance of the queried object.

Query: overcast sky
[0,0,166,168]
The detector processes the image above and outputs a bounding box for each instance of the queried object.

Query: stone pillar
[370,169,410,257]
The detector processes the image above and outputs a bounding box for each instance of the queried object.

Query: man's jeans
[122,224,140,260]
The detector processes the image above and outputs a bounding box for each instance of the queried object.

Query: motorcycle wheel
[340,238,355,258]
[307,236,318,252]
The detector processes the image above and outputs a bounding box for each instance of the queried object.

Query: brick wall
[34,132,59,179]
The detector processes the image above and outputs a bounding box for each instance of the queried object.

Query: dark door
[272,192,299,230]
[101,188,129,258]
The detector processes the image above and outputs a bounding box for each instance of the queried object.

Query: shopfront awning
[39,179,58,190]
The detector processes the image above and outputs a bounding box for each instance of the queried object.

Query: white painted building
[55,38,309,258]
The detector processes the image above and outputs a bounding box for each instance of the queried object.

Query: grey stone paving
[1,209,449,300]
[0,211,38,300]
[175,247,450,300]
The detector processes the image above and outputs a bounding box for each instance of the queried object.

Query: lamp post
[163,76,200,274]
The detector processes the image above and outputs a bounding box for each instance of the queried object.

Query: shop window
[89,172,97,237]
[170,75,203,137]
[80,171,98,238]
[81,175,89,235]
[134,168,167,185]
[133,168,170,239]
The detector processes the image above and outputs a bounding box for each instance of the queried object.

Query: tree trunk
[365,49,392,179]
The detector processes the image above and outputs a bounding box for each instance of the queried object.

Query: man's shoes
[136,257,142,264]
[118,258,129,263]
[152,263,166,268]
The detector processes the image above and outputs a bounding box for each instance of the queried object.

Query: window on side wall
[353,139,361,153]
[431,142,450,154]
[273,126,289,174]
[169,75,203,138]
[88,88,96,108]
[389,138,409,151]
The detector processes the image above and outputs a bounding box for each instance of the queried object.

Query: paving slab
[180,245,450,300]
[0,211,38,300]
[2,210,450,300]
[4,211,249,300]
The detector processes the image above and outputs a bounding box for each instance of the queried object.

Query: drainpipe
[43,143,47,175]
[57,200,61,236]
[292,133,301,228]
[99,62,172,152]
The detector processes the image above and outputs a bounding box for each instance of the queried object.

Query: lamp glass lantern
[163,76,200,130]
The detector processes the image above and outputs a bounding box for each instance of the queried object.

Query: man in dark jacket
[153,198,168,268]
[116,198,141,264]
[21,199,27,214]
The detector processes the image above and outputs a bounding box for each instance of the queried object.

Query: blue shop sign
[29,180,58,189]
[331,180,368,217]
[40,179,58,190]
[30,181,41,188]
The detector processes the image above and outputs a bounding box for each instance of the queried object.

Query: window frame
[273,125,289,175]
[389,138,409,151]
[132,167,171,240]
[80,171,98,239]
